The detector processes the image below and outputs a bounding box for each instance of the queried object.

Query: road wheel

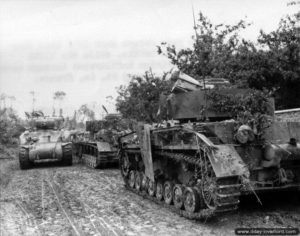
[62,144,73,166]
[129,170,135,188]
[163,181,174,205]
[19,147,31,170]
[155,181,164,201]
[148,180,156,197]
[135,172,142,191]
[184,187,200,213]
[173,184,185,209]
[120,152,130,177]
[141,173,148,190]
[77,145,83,158]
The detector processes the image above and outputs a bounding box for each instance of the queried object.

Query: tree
[116,70,172,122]
[30,91,36,112]
[0,93,7,109]
[158,12,300,109]
[7,96,16,108]
[53,91,66,116]
[158,12,250,81]
[255,15,300,108]
[230,15,300,108]
[77,104,95,122]
[0,107,24,145]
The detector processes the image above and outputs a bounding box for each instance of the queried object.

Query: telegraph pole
[30,91,36,112]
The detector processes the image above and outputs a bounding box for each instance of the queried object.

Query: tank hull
[119,121,300,220]
[26,142,63,161]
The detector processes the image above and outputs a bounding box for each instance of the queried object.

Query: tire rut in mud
[16,169,121,236]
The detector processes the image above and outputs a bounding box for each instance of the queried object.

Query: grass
[0,144,19,188]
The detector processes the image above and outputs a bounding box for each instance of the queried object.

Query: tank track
[121,150,241,220]
[82,154,99,169]
[123,179,215,220]
[62,144,73,166]
[19,147,31,170]
[155,151,241,214]
[80,145,118,169]
[77,143,99,169]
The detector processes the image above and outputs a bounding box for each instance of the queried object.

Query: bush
[0,108,24,145]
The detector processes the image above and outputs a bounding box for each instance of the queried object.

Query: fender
[206,144,249,178]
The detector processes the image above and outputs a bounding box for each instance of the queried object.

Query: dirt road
[0,159,299,236]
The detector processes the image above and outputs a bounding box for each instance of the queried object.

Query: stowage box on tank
[118,74,300,220]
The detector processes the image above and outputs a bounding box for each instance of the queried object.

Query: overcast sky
[0,0,297,118]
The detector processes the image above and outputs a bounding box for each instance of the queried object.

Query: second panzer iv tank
[19,112,73,169]
[73,114,130,168]
[118,73,300,220]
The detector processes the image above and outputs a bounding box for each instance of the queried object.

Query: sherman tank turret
[19,112,73,169]
[118,73,300,220]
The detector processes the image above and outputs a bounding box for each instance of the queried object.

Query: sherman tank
[118,73,300,220]
[19,112,73,169]
[74,113,130,168]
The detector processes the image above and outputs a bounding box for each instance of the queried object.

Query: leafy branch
[207,90,273,139]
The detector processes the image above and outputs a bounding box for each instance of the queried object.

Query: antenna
[203,76,209,121]
[102,105,108,114]
[191,2,198,39]
[191,2,208,121]
[30,91,36,112]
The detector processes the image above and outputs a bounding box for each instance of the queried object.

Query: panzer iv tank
[19,112,73,169]
[118,73,300,220]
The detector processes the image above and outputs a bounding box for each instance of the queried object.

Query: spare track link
[154,151,241,214]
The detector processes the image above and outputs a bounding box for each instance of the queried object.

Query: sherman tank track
[62,144,73,166]
[19,147,31,170]
[121,150,241,220]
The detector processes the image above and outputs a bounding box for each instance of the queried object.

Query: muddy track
[1,162,299,236]
[49,170,122,236]
[0,167,124,236]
